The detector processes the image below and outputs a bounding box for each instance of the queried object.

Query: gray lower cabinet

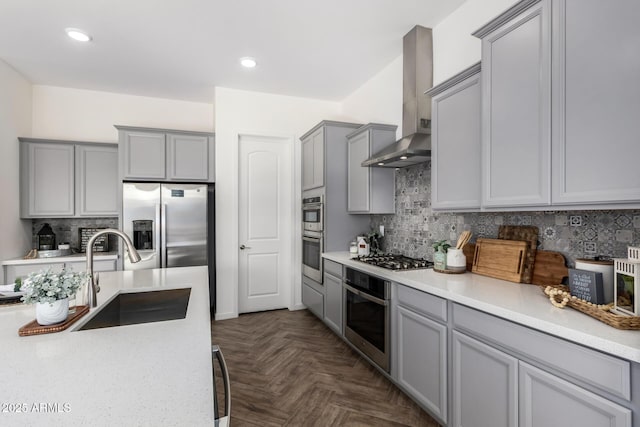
[19,139,118,218]
[396,305,447,423]
[393,284,448,424]
[76,145,118,216]
[302,276,324,320]
[519,362,631,427]
[117,126,215,182]
[452,330,518,427]
[474,0,551,208]
[346,123,396,214]
[323,260,343,334]
[453,303,633,427]
[428,63,482,211]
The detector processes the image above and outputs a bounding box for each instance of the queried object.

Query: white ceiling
[0,0,465,103]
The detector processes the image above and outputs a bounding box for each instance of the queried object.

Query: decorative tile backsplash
[370,162,640,267]
[32,218,119,253]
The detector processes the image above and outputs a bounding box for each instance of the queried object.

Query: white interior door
[238,134,292,313]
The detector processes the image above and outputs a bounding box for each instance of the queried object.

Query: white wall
[433,0,519,85]
[340,56,403,139]
[32,86,214,142]
[214,87,342,320]
[0,60,33,264]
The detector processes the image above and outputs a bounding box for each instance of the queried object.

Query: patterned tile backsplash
[369,162,640,267]
[32,218,119,253]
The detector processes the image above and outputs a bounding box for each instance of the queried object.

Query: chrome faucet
[86,229,142,308]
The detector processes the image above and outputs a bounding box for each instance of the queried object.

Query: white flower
[21,268,89,305]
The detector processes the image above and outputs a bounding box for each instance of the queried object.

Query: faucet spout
[86,229,141,308]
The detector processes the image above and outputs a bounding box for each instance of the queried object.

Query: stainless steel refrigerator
[122,182,216,312]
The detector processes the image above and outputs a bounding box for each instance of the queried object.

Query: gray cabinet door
[431,69,481,211]
[452,331,518,427]
[24,142,75,217]
[76,145,118,217]
[396,305,447,423]
[323,271,342,334]
[347,131,371,212]
[519,362,631,427]
[122,131,166,179]
[551,0,640,205]
[480,0,551,208]
[5,262,65,285]
[302,278,324,319]
[167,133,209,181]
[301,127,324,191]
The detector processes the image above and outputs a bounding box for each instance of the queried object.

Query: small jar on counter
[349,241,358,258]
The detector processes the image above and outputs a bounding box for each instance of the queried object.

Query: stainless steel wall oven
[343,267,390,372]
[302,231,323,283]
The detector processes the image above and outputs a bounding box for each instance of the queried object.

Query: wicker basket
[541,285,640,330]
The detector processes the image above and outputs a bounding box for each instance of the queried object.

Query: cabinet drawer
[453,303,631,400]
[5,263,65,285]
[397,285,447,323]
[324,259,342,278]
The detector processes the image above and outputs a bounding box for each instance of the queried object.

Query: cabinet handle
[212,345,231,418]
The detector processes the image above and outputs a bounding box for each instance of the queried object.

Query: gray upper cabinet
[347,123,396,214]
[427,63,482,211]
[474,0,551,209]
[21,141,75,217]
[20,138,118,218]
[121,130,166,179]
[551,0,640,206]
[301,127,324,191]
[117,126,214,182]
[76,144,118,216]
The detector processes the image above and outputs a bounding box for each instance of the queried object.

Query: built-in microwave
[302,196,323,232]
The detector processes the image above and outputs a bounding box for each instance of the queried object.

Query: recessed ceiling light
[400,156,408,160]
[65,28,92,42]
[240,57,257,68]
[377,162,385,166]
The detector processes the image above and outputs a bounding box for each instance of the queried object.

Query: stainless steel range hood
[362,25,433,168]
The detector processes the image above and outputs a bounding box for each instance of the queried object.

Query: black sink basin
[77,288,191,331]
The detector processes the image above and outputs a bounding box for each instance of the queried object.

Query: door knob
[240,244,251,250]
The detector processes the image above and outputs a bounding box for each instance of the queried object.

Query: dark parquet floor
[211,308,440,427]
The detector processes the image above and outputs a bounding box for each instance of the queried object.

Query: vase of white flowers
[21,268,88,325]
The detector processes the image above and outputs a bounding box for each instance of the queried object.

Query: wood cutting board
[472,238,529,283]
[463,243,568,286]
[498,225,539,284]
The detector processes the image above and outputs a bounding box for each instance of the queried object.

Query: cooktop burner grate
[354,254,433,270]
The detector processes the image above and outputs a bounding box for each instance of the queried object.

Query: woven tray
[434,267,466,275]
[18,305,90,336]
[541,285,640,330]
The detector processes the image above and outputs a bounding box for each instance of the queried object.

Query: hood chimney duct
[362,25,433,168]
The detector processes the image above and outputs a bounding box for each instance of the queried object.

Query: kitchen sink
[77,288,191,331]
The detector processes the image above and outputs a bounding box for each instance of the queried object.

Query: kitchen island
[0,266,217,427]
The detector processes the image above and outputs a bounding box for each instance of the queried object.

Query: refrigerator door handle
[161,203,168,268]
[155,203,162,268]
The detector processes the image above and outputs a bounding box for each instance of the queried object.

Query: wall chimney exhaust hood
[362,25,433,168]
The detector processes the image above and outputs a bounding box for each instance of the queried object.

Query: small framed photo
[614,259,640,316]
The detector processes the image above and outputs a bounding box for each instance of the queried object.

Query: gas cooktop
[354,254,434,271]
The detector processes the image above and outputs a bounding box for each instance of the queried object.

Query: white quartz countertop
[0,266,215,426]
[2,252,118,266]
[324,252,640,364]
